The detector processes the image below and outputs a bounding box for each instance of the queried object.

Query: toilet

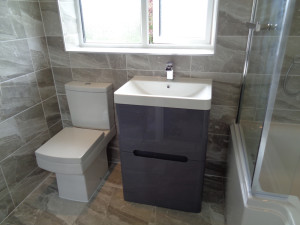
[35,81,116,202]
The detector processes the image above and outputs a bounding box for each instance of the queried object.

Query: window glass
[153,0,211,44]
[80,0,142,44]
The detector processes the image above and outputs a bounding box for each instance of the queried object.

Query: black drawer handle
[133,150,188,162]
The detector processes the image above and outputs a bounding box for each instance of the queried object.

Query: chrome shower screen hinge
[246,21,278,32]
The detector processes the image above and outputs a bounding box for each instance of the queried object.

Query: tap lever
[166,62,173,80]
[166,62,173,71]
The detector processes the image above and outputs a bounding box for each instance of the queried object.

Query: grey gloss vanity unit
[114,76,212,212]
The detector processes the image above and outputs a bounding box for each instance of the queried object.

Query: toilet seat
[35,127,106,174]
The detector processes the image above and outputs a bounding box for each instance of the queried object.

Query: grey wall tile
[127,70,153,79]
[0,73,41,122]
[19,1,44,38]
[281,37,300,75]
[10,168,49,206]
[1,131,50,192]
[191,72,242,107]
[205,134,229,177]
[272,109,300,124]
[107,54,126,69]
[0,40,34,82]
[69,53,110,69]
[290,0,300,36]
[275,76,300,111]
[0,171,15,222]
[72,68,127,90]
[49,120,63,137]
[0,1,26,41]
[209,105,237,135]
[248,36,278,75]
[202,175,225,204]
[217,0,252,36]
[42,96,61,128]
[126,54,151,70]
[13,104,48,143]
[46,36,70,67]
[27,37,50,71]
[40,2,62,36]
[52,67,73,94]
[36,69,56,101]
[153,70,190,78]
[191,36,247,73]
[57,94,70,121]
[148,55,191,71]
[0,118,25,162]
[62,119,72,128]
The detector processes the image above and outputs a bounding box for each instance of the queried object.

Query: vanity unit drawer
[117,104,209,160]
[120,151,205,212]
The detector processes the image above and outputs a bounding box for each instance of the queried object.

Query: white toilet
[35,81,116,202]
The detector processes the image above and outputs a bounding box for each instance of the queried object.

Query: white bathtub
[260,123,300,198]
[226,124,300,225]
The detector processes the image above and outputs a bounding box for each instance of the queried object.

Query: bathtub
[226,124,300,225]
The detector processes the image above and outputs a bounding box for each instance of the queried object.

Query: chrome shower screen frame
[251,0,296,196]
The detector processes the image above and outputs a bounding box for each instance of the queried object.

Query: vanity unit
[114,76,212,212]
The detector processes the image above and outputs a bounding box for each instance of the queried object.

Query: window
[70,0,218,54]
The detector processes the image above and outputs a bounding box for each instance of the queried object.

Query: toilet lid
[35,127,104,164]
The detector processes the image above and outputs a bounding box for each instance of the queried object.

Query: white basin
[114,76,212,110]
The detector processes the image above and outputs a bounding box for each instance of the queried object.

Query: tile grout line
[0,125,51,164]
[0,93,57,130]
[0,166,16,208]
[0,67,52,85]
[38,0,64,130]
[0,35,50,44]
[0,170,53,224]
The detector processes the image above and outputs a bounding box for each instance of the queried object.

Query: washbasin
[114,76,212,110]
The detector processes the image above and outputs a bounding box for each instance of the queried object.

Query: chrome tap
[166,62,173,80]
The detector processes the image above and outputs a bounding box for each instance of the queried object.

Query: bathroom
[0,0,299,224]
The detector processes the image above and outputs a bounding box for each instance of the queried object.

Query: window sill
[65,46,214,55]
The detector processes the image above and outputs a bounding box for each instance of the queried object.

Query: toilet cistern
[166,62,173,80]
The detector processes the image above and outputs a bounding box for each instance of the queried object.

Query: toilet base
[56,148,108,202]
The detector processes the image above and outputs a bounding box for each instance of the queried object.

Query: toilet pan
[35,126,116,202]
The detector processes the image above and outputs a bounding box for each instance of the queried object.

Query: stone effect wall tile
[28,37,51,71]
[0,0,61,219]
[0,40,34,82]
[42,96,61,128]
[0,73,40,122]
[0,1,26,41]
[36,68,56,101]
[40,2,62,36]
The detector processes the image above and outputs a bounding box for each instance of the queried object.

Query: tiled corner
[19,1,44,38]
[10,168,49,206]
[1,131,50,192]
[57,94,71,122]
[46,36,70,67]
[42,96,61,128]
[205,134,229,177]
[49,120,63,137]
[40,2,63,36]
[27,37,50,71]
[36,68,56,100]
[52,67,73,94]
[0,170,15,222]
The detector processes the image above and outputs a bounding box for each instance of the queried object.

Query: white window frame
[59,0,219,55]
